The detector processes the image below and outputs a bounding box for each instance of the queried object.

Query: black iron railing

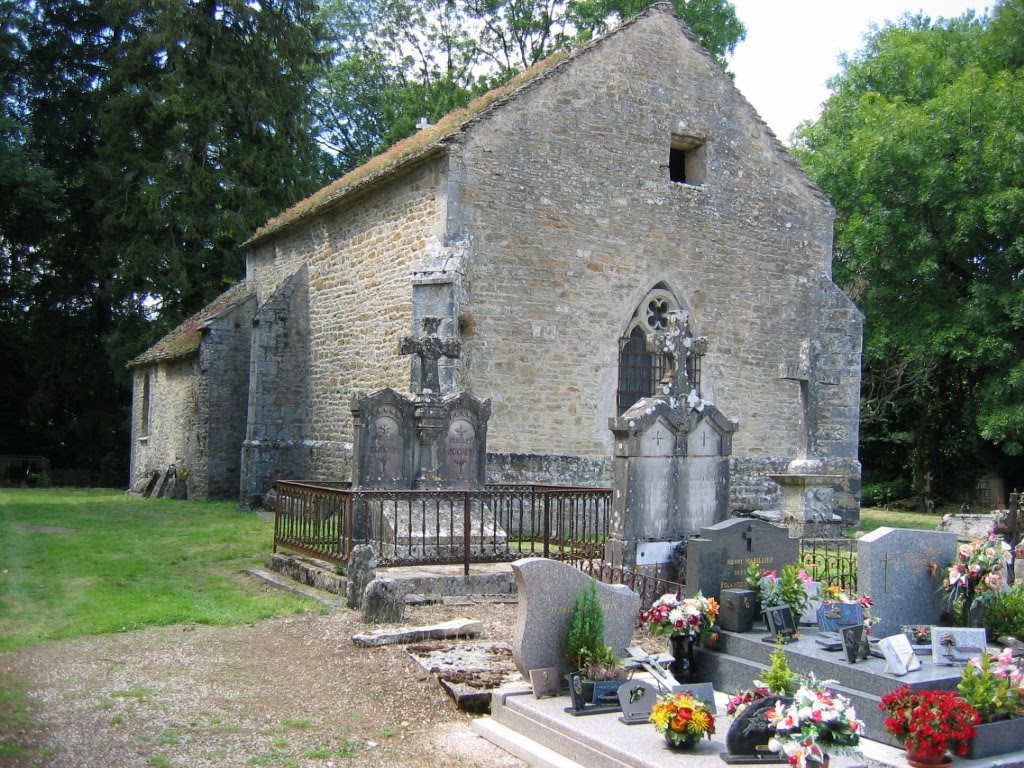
[799,537,859,592]
[274,481,612,574]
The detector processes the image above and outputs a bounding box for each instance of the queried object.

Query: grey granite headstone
[857,527,958,638]
[685,518,799,601]
[511,558,640,678]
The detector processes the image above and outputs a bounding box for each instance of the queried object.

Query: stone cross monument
[606,310,737,582]
[400,316,461,398]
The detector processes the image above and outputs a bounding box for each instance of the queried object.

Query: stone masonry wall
[242,160,447,499]
[129,357,197,492]
[195,295,255,499]
[240,268,312,504]
[445,8,862,509]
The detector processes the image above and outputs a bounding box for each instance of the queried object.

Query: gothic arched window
[616,286,677,414]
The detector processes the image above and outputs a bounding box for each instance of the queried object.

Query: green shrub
[861,478,912,507]
[565,580,605,671]
[984,583,1024,640]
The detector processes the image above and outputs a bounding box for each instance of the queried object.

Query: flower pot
[665,731,701,750]
[905,753,952,768]
[669,633,698,684]
[965,716,1024,759]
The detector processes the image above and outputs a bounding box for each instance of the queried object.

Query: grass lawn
[855,506,942,535]
[0,488,322,652]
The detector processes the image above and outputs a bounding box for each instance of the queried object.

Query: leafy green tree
[1,0,327,483]
[794,3,1024,497]
[316,0,745,173]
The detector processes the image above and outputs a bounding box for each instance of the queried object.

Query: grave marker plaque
[685,518,798,602]
[857,527,958,639]
[511,558,640,678]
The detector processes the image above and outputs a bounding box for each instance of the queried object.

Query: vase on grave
[665,730,701,750]
[669,633,698,684]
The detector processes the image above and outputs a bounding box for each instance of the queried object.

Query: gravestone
[857,527,959,639]
[685,518,799,601]
[605,311,738,578]
[362,578,406,623]
[345,544,377,609]
[511,558,640,678]
[351,388,417,488]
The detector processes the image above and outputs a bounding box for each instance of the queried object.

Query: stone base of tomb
[477,672,1024,768]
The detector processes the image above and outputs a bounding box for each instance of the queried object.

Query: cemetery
[261,308,1024,768]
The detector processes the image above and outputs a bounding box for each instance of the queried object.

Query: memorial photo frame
[841,623,867,663]
[529,667,561,698]
[764,605,797,641]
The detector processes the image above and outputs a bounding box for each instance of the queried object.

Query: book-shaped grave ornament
[878,633,922,676]
[721,694,792,764]
[932,627,988,666]
[763,606,798,643]
[816,601,864,633]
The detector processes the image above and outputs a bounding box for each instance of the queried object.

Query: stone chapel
[127,4,864,520]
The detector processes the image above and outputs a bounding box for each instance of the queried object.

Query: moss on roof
[127,282,253,368]
[244,44,583,248]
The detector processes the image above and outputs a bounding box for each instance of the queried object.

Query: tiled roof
[127,282,253,368]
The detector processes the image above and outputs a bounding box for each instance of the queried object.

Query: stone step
[261,552,518,604]
[480,679,1024,768]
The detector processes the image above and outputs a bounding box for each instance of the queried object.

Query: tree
[315,0,745,173]
[793,2,1024,499]
[0,0,327,483]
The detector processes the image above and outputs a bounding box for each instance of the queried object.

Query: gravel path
[1,600,527,768]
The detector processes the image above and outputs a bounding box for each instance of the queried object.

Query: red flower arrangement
[879,686,980,761]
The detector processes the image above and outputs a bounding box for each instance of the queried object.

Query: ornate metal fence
[274,481,612,573]
[799,537,858,592]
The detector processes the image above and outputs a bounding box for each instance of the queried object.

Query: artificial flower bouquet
[944,535,1012,605]
[640,591,719,638]
[650,692,716,746]
[880,685,979,760]
[766,677,864,768]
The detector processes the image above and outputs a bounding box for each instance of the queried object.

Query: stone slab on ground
[351,618,483,647]
[245,568,345,610]
[478,680,1024,768]
[408,641,519,713]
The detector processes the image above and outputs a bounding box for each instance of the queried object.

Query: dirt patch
[0,601,527,768]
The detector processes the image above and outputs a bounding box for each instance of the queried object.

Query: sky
[727,1,990,142]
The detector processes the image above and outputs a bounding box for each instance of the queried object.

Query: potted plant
[957,648,1024,758]
[766,676,865,768]
[746,563,813,620]
[649,691,716,750]
[564,580,623,700]
[879,685,979,766]
[639,590,719,683]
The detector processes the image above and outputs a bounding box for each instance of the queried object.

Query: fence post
[463,492,471,576]
[542,489,551,559]
[273,483,280,554]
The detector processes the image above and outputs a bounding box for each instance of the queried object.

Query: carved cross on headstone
[881,551,894,592]
[645,310,706,398]
[742,524,757,552]
[400,317,460,397]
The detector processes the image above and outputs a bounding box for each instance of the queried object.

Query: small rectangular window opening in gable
[141,371,152,437]
[669,134,705,185]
